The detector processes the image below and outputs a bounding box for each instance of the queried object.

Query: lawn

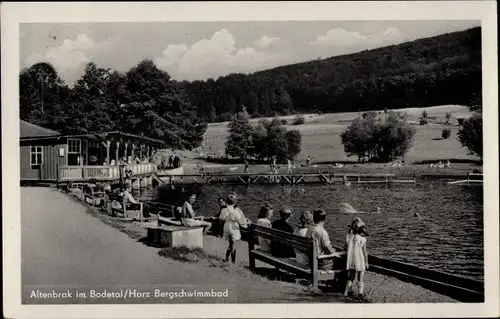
[199,105,479,165]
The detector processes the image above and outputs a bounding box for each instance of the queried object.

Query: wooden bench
[248,224,345,289]
[83,184,106,207]
[107,193,144,220]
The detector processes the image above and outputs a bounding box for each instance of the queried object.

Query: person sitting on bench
[111,186,138,211]
[180,194,212,234]
[271,207,296,258]
[307,209,344,270]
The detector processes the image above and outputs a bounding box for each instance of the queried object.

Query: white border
[2,1,498,318]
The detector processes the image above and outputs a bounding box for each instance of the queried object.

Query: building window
[30,146,43,166]
[67,138,82,166]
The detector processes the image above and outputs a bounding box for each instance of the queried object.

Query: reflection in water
[136,182,483,280]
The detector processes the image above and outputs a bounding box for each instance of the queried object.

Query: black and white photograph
[2,1,499,318]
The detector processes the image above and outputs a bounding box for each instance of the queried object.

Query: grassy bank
[174,105,480,173]
[63,188,456,303]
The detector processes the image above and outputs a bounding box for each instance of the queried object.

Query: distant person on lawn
[271,206,296,258]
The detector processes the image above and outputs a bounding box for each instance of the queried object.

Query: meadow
[200,105,478,166]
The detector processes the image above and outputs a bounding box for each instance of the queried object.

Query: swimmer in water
[343,176,351,186]
[341,203,380,215]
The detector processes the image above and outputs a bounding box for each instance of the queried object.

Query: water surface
[137,182,483,280]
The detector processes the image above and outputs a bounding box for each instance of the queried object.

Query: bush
[317,110,323,115]
[281,119,288,125]
[341,112,416,162]
[293,114,306,125]
[217,112,233,122]
[422,110,428,119]
[419,118,428,125]
[441,128,451,139]
[458,113,482,159]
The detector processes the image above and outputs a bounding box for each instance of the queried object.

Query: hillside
[185,27,481,121]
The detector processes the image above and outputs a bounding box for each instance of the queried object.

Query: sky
[20,20,480,83]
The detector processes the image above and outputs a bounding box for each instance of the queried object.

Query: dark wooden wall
[20,139,67,181]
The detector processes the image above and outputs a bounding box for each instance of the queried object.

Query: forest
[20,27,481,150]
[184,27,481,121]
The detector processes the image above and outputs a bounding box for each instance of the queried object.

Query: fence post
[385,173,388,185]
[467,172,470,185]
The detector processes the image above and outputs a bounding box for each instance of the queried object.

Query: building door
[67,138,82,166]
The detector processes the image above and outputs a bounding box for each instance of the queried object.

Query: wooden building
[20,120,165,182]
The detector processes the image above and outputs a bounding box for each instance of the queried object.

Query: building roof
[20,121,165,145]
[20,120,60,138]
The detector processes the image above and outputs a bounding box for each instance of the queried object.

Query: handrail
[58,163,157,181]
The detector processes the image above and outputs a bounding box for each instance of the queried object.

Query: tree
[225,107,254,160]
[19,62,70,129]
[341,112,416,162]
[458,113,482,159]
[340,115,377,162]
[249,117,302,162]
[65,62,118,133]
[124,59,207,149]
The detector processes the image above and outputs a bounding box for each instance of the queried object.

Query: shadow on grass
[432,138,443,141]
[137,237,166,248]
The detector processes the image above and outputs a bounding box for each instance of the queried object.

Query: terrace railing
[58,163,157,182]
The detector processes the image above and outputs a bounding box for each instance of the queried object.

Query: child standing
[344,217,369,297]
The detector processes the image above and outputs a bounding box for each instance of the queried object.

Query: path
[21,187,312,304]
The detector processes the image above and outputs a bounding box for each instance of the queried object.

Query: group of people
[176,193,369,296]
[160,154,182,169]
[105,156,151,166]
[429,160,451,168]
[255,205,369,296]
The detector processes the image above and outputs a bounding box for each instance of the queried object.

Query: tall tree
[65,62,118,133]
[225,107,253,160]
[124,59,207,149]
[19,62,69,129]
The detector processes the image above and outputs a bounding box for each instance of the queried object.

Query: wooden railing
[58,163,157,181]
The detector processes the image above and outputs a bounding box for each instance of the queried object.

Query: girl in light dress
[256,204,274,252]
[219,195,249,263]
[293,211,314,265]
[344,217,369,297]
